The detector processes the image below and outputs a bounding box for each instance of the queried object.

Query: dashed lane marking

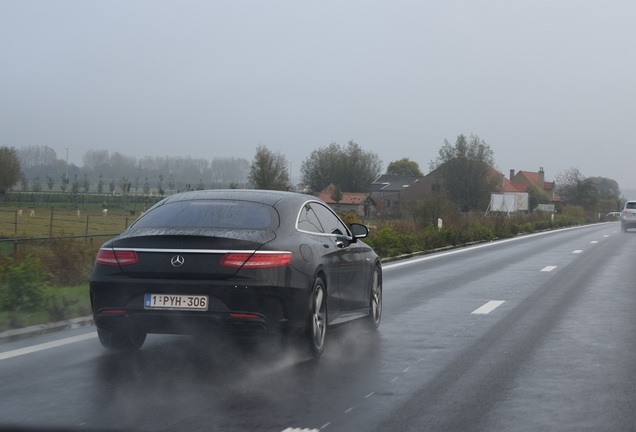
[471,300,505,315]
[541,266,557,272]
[281,429,320,432]
[573,250,583,254]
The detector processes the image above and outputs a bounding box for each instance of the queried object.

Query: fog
[2,1,634,191]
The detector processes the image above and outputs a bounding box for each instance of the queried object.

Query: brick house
[368,174,423,218]
[317,184,374,217]
[400,160,557,215]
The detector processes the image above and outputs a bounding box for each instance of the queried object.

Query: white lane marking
[541,266,557,272]
[590,241,599,244]
[603,235,610,238]
[365,392,375,398]
[282,429,320,432]
[471,300,505,315]
[344,407,354,414]
[573,250,583,254]
[320,423,331,430]
[0,332,97,361]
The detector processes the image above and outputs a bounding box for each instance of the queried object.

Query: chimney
[510,169,515,181]
[538,167,545,188]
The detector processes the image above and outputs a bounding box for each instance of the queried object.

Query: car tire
[307,277,327,357]
[97,328,146,351]
[366,266,382,330]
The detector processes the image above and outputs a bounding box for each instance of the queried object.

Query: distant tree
[31,176,42,193]
[248,145,290,190]
[82,173,90,193]
[589,176,621,211]
[108,180,115,195]
[46,175,55,192]
[301,141,382,193]
[157,175,165,197]
[196,179,205,190]
[71,174,80,196]
[60,173,68,193]
[210,157,250,186]
[430,133,495,170]
[143,177,150,196]
[555,168,598,211]
[429,134,497,212]
[82,149,110,173]
[20,174,28,192]
[97,175,104,195]
[330,185,343,203]
[1,147,22,204]
[16,145,57,168]
[386,158,423,176]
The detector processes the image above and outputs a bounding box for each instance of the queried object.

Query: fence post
[85,215,89,241]
[14,209,18,236]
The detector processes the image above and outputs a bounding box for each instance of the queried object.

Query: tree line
[0,136,625,214]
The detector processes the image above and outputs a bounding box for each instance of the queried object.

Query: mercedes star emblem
[171,255,185,267]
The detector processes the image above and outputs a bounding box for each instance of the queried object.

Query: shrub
[0,256,46,312]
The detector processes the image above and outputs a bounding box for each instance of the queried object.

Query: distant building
[317,184,374,217]
[368,175,422,218]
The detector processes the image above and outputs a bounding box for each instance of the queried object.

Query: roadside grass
[0,284,91,333]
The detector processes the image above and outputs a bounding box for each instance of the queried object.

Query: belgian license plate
[144,294,208,311]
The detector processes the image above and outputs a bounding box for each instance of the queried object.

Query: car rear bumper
[621,220,636,229]
[90,277,312,337]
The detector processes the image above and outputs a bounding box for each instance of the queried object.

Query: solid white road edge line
[0,332,97,361]
[382,224,596,270]
[471,300,505,315]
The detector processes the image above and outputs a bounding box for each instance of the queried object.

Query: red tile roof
[318,184,369,205]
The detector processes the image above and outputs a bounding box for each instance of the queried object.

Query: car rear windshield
[626,202,636,210]
[133,200,278,230]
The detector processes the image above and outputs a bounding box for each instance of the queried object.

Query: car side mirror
[349,223,369,239]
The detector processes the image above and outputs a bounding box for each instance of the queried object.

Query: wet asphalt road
[1,223,636,432]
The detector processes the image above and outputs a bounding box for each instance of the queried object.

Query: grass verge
[0,284,91,333]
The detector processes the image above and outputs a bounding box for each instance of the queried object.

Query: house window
[385,199,391,208]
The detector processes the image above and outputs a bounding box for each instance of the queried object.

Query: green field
[0,206,133,239]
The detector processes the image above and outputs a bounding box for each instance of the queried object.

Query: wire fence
[0,206,133,254]
[0,233,119,256]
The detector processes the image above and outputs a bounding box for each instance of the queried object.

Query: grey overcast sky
[1,1,635,191]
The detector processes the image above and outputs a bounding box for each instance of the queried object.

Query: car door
[309,202,369,311]
[297,202,342,315]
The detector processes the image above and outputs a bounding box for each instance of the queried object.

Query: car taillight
[220,252,292,269]
[95,249,138,266]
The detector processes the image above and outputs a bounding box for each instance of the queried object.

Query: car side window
[297,203,324,233]
[310,203,349,236]
[297,202,349,236]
